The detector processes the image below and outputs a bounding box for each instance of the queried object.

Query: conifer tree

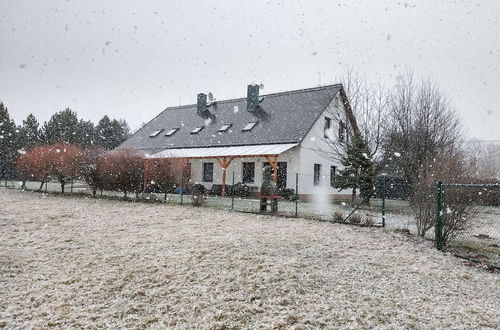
[41,108,79,144]
[21,113,41,150]
[335,133,376,204]
[0,102,19,181]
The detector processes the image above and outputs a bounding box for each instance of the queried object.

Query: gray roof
[119,84,343,154]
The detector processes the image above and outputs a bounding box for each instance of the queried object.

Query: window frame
[242,162,255,184]
[242,122,257,132]
[313,164,321,186]
[338,120,346,142]
[218,123,232,132]
[324,117,331,139]
[149,129,164,138]
[165,128,179,137]
[191,126,204,134]
[202,162,214,182]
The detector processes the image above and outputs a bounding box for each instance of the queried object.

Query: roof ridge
[164,83,342,111]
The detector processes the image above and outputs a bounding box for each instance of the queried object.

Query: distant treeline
[0,102,131,179]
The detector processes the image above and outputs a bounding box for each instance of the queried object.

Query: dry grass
[0,189,499,328]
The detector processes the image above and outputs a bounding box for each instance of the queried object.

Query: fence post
[435,181,444,251]
[180,184,183,205]
[381,176,386,227]
[295,173,298,217]
[231,172,235,210]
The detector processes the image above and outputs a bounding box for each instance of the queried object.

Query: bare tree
[383,71,466,236]
[316,68,388,164]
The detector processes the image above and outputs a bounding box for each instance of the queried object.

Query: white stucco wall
[183,92,354,197]
[298,92,352,196]
[188,146,300,190]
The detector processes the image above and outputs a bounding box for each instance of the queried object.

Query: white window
[191,126,204,134]
[219,124,232,132]
[149,129,164,138]
[242,122,257,132]
[165,128,179,136]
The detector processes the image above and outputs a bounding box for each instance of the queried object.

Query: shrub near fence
[435,182,500,268]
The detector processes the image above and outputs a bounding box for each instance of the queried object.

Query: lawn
[0,189,499,328]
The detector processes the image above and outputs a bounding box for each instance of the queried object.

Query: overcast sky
[1,0,499,140]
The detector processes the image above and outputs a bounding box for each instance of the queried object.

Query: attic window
[149,129,164,138]
[165,128,179,137]
[191,126,204,134]
[242,122,257,132]
[218,124,232,132]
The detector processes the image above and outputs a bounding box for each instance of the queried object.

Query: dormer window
[242,122,257,132]
[218,124,232,132]
[191,126,204,134]
[149,129,164,138]
[165,128,179,137]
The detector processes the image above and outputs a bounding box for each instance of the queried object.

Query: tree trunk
[351,187,357,206]
[60,181,65,193]
[39,181,44,191]
[21,180,26,190]
[92,187,97,197]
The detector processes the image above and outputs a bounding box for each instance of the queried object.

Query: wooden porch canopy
[147,143,298,196]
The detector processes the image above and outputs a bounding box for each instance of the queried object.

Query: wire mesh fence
[436,182,500,268]
[4,177,499,268]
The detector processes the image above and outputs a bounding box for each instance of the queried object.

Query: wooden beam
[216,156,235,196]
[264,155,278,183]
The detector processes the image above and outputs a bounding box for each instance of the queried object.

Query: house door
[262,162,287,190]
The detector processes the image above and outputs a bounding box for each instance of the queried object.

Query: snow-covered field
[0,189,499,328]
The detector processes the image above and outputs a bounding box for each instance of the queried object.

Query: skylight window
[165,128,179,136]
[191,126,204,134]
[149,129,164,138]
[242,122,257,132]
[218,124,232,132]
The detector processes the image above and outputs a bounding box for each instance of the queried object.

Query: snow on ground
[0,189,499,329]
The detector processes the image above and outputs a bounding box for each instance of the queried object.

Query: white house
[119,84,358,200]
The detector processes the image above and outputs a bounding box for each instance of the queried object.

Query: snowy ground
[1,189,499,328]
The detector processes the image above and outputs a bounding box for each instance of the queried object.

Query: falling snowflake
[233,106,239,113]
[394,152,401,157]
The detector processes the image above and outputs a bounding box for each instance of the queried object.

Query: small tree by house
[144,158,191,195]
[334,133,376,204]
[98,148,144,196]
[45,143,84,193]
[80,146,107,196]
[20,145,52,190]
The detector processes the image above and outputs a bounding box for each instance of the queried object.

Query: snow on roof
[147,143,298,159]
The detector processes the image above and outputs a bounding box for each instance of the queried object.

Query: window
[191,126,204,134]
[324,117,331,138]
[262,162,288,190]
[313,164,321,186]
[218,123,232,132]
[165,128,179,136]
[338,120,346,142]
[330,166,336,187]
[242,122,257,132]
[149,129,164,137]
[202,163,213,182]
[242,162,255,183]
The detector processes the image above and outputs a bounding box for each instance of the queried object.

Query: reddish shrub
[143,158,191,193]
[45,143,84,193]
[80,146,107,196]
[98,148,144,196]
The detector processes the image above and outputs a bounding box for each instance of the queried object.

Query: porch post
[264,155,279,184]
[216,156,235,196]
